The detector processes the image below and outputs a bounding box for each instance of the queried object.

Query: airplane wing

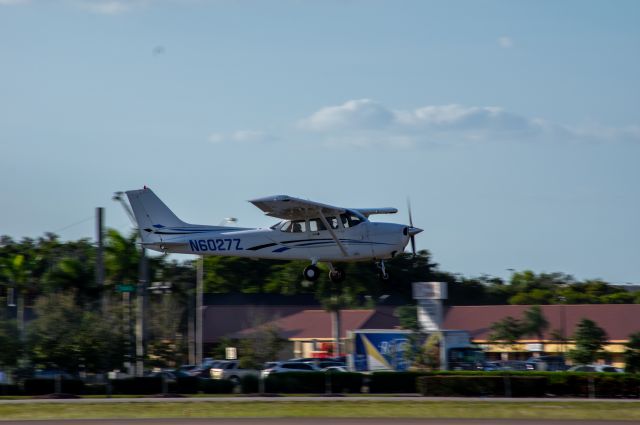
[249,195,346,220]
[354,208,398,217]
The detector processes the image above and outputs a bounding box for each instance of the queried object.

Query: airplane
[125,187,423,282]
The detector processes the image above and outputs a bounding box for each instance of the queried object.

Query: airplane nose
[407,226,423,236]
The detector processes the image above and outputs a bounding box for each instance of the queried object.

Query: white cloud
[209,100,640,149]
[498,36,514,48]
[296,99,547,147]
[298,99,394,131]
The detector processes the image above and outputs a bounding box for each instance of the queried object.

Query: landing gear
[328,264,346,283]
[376,260,389,280]
[303,262,347,283]
[303,264,321,281]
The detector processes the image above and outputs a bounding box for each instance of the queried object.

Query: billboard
[351,330,412,371]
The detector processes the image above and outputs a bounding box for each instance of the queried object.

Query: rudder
[125,187,189,243]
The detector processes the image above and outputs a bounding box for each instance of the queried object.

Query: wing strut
[317,211,349,258]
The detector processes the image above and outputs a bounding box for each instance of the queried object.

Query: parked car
[176,364,197,376]
[188,360,225,377]
[146,370,177,383]
[568,364,622,373]
[209,360,259,384]
[493,360,530,371]
[33,369,76,380]
[482,361,502,371]
[525,356,567,371]
[322,366,348,373]
[306,360,346,369]
[261,361,322,378]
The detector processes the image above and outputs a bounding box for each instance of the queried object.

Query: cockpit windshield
[277,211,365,232]
[340,210,365,228]
[280,220,306,233]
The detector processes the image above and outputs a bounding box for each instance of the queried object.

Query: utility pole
[331,306,342,357]
[196,256,203,365]
[136,247,147,376]
[112,192,147,376]
[95,207,106,312]
[187,278,196,365]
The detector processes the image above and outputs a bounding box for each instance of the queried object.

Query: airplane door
[340,212,373,258]
[308,216,344,258]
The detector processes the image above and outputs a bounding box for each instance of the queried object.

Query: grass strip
[0,401,640,421]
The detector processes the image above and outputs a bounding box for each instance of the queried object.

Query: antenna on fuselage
[219,217,238,226]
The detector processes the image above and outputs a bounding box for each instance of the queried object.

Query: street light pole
[136,247,148,376]
[96,207,106,313]
[195,256,204,365]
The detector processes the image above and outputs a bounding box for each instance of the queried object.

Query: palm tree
[104,229,141,285]
[522,305,549,342]
[0,254,33,344]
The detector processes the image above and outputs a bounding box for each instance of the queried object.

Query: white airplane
[125,187,422,282]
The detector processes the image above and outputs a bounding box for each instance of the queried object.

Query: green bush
[327,372,363,394]
[110,377,162,395]
[368,371,429,393]
[414,372,640,398]
[0,384,20,395]
[265,372,326,393]
[417,376,502,396]
[417,375,548,397]
[169,376,199,394]
[83,383,108,395]
[240,375,259,394]
[23,379,85,395]
[199,378,234,394]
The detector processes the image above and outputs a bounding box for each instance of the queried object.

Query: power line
[51,216,94,234]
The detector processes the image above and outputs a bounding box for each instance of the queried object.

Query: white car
[209,360,259,384]
[260,361,322,378]
[322,366,349,373]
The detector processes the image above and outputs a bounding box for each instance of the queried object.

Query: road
[0,420,631,425]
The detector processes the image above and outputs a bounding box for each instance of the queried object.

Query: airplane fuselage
[145,221,409,262]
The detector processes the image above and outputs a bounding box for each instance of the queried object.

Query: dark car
[525,356,567,371]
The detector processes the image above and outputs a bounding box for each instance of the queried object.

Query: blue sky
[1,0,638,283]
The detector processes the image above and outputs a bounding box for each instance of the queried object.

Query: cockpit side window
[291,220,307,232]
[281,220,307,232]
[326,216,339,229]
[340,212,363,228]
[280,220,307,233]
[309,218,327,232]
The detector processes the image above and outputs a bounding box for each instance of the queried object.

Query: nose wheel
[376,260,389,280]
[303,264,321,281]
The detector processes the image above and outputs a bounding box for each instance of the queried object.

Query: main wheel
[329,268,346,283]
[378,271,390,281]
[303,265,321,281]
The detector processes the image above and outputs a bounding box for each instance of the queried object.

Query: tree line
[0,230,638,373]
[488,305,640,371]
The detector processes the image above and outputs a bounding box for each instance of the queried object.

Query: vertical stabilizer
[125,187,190,244]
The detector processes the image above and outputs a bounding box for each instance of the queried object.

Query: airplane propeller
[407,198,422,257]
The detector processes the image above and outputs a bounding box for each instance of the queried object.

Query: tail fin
[125,187,192,244]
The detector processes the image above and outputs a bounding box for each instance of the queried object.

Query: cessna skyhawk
[125,187,422,282]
